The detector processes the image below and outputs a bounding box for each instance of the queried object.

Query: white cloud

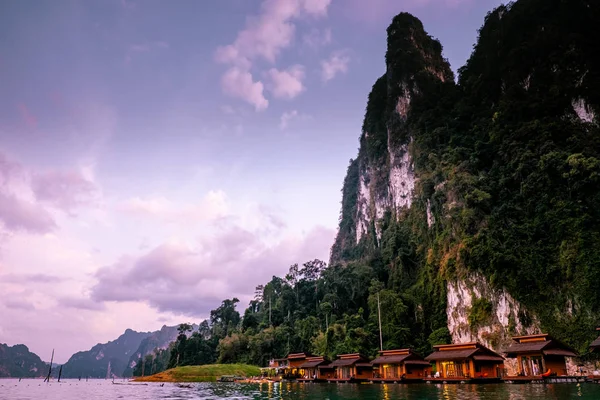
[267,65,306,99]
[221,67,269,111]
[91,225,334,316]
[280,110,299,130]
[321,50,350,82]
[215,0,330,66]
[120,190,230,222]
[215,0,332,109]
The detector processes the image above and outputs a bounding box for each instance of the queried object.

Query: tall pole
[377,292,383,351]
[44,349,54,383]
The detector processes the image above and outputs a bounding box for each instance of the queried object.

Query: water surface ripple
[1,379,598,399]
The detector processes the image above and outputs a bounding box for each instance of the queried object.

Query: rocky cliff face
[331,0,600,355]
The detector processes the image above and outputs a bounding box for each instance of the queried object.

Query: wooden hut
[327,353,373,382]
[370,349,430,382]
[297,356,329,382]
[260,358,288,379]
[504,334,578,379]
[425,342,505,382]
[284,353,311,379]
[590,328,600,352]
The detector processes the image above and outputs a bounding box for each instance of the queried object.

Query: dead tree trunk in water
[44,349,54,383]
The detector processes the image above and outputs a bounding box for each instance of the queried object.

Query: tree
[210,298,241,338]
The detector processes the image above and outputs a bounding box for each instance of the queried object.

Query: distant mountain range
[0,343,47,378]
[1,324,194,379]
[122,324,192,377]
[61,328,152,378]
[1,324,192,379]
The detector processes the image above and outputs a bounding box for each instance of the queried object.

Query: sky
[0,0,505,363]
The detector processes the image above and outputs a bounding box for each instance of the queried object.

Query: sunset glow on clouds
[0,0,503,362]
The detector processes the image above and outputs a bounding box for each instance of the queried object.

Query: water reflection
[2,379,600,400]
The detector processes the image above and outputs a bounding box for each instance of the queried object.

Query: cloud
[215,0,330,66]
[302,0,332,16]
[321,51,350,82]
[0,152,103,234]
[1,273,65,284]
[215,0,332,109]
[120,190,230,222]
[17,103,37,129]
[91,223,334,316]
[303,27,332,48]
[31,170,97,211]
[280,110,298,130]
[0,192,56,234]
[221,68,268,111]
[267,65,305,99]
[58,296,106,311]
[4,299,36,311]
[0,153,56,234]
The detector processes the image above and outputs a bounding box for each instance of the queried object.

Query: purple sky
[0,0,504,363]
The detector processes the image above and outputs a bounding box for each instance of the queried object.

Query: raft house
[327,353,373,383]
[502,334,583,383]
[284,353,312,379]
[424,342,505,383]
[589,328,600,383]
[297,356,330,382]
[370,349,431,383]
[259,357,288,380]
[591,327,600,353]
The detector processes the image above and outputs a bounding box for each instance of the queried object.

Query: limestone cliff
[331,0,600,356]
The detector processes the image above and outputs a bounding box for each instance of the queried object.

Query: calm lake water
[1,379,599,400]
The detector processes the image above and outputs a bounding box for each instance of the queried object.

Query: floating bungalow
[260,358,288,379]
[370,349,431,383]
[503,334,579,383]
[327,353,373,382]
[590,328,600,352]
[284,353,312,379]
[297,356,330,382]
[424,342,505,383]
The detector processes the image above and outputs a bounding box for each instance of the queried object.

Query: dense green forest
[135,0,600,376]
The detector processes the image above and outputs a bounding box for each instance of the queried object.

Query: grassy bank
[133,364,261,382]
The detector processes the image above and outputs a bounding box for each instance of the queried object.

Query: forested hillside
[0,344,47,378]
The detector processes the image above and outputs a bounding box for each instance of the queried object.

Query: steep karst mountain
[61,329,152,378]
[331,0,599,358]
[122,324,197,377]
[0,343,47,378]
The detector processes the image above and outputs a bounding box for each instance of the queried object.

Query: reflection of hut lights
[382,383,390,400]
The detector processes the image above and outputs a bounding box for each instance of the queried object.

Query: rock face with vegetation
[133,0,599,377]
[0,343,47,378]
[332,0,599,356]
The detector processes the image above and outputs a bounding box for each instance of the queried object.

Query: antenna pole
[377,292,383,351]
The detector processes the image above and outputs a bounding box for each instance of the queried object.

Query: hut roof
[299,357,328,369]
[504,334,578,358]
[425,342,504,362]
